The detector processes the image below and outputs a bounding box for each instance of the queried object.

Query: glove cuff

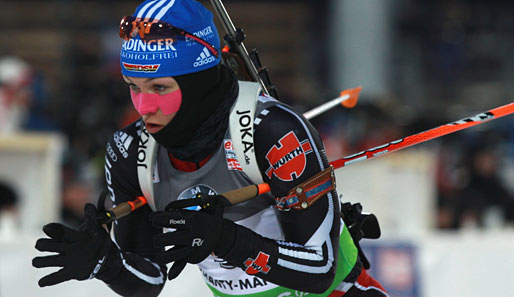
[214,219,237,257]
[94,243,122,283]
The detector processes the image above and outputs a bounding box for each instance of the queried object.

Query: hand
[151,196,230,280]
[32,203,113,287]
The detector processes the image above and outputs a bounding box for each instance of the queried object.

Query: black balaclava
[151,64,238,162]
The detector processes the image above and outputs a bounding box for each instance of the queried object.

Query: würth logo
[122,63,160,72]
[193,47,215,67]
[244,252,271,275]
[265,131,312,181]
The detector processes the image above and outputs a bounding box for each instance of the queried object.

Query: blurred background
[0,0,513,296]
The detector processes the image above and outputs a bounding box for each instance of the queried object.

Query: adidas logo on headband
[193,48,216,68]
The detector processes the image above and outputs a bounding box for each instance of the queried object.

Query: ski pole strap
[274,166,336,211]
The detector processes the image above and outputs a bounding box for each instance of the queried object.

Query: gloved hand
[32,203,113,287]
[151,195,235,280]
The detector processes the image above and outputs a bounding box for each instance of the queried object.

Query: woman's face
[123,75,180,133]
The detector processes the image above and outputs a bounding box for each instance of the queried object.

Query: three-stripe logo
[194,47,216,67]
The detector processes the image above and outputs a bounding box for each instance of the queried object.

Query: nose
[131,90,159,115]
[138,103,159,115]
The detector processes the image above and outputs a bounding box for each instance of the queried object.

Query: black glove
[32,203,113,287]
[151,195,235,280]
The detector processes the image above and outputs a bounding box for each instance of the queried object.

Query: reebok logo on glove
[152,197,227,280]
[192,238,204,247]
[169,219,186,225]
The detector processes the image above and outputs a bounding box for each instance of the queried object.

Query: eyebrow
[122,76,162,83]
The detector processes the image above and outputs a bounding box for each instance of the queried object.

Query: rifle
[209,0,278,99]
[207,0,362,119]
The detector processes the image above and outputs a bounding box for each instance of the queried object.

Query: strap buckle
[274,166,336,211]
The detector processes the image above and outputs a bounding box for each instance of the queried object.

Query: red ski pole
[224,102,514,203]
[330,101,514,169]
[104,102,514,209]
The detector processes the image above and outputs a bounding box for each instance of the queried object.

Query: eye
[128,83,141,93]
[153,84,168,92]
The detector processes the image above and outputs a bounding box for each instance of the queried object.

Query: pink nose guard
[130,88,182,116]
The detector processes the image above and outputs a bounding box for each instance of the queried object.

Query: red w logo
[244,252,271,275]
[265,131,312,181]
